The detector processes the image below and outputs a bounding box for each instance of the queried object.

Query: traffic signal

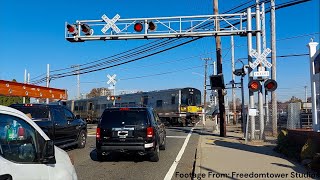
[134,22,143,32]
[148,21,156,31]
[67,24,78,35]
[210,74,225,90]
[81,24,92,35]
[264,79,277,92]
[248,80,261,92]
[108,96,121,101]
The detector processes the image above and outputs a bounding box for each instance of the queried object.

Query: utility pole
[202,58,211,125]
[214,0,226,137]
[72,65,80,99]
[23,69,27,104]
[212,61,218,131]
[304,86,307,102]
[231,35,237,125]
[46,64,50,104]
[271,0,278,136]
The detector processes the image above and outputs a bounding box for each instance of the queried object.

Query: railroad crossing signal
[101,14,121,34]
[264,79,278,92]
[107,74,117,85]
[249,48,272,69]
[248,80,261,92]
[107,96,121,101]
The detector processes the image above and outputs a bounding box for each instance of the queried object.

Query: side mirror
[42,140,56,164]
[75,115,81,119]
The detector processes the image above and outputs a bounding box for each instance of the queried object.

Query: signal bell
[248,80,261,92]
[264,79,277,92]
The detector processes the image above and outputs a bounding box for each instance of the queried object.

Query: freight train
[65,87,202,126]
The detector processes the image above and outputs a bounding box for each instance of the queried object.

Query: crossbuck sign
[107,74,117,85]
[249,48,272,69]
[101,14,121,34]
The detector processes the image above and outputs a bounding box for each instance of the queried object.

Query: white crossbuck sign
[249,48,272,69]
[107,74,117,85]
[101,14,121,34]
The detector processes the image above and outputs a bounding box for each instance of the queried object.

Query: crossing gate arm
[0,80,68,100]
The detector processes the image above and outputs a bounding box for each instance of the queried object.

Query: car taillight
[147,127,154,138]
[96,127,101,140]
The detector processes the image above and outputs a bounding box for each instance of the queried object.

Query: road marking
[164,123,198,180]
[88,134,96,137]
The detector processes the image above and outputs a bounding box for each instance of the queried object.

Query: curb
[193,123,204,179]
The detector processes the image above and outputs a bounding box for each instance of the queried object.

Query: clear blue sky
[0,0,319,102]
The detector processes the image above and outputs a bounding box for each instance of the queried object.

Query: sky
[0,0,319,102]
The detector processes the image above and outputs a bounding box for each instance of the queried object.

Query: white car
[0,105,77,180]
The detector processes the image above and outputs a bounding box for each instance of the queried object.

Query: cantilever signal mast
[65,6,262,138]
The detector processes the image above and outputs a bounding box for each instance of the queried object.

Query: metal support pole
[23,69,27,104]
[247,7,255,140]
[271,0,278,137]
[304,86,308,102]
[202,58,210,125]
[256,1,264,140]
[262,2,270,128]
[231,35,237,125]
[77,66,80,99]
[214,0,226,137]
[307,41,319,132]
[241,75,245,133]
[46,64,50,104]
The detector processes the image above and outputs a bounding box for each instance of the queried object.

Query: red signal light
[264,79,278,92]
[81,24,92,36]
[67,24,78,35]
[134,23,143,32]
[248,80,261,92]
[148,21,156,31]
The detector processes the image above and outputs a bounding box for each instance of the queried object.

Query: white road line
[164,123,198,180]
[88,135,96,137]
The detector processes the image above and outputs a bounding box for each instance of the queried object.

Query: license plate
[118,131,128,138]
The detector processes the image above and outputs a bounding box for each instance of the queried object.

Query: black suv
[96,107,166,162]
[10,103,87,149]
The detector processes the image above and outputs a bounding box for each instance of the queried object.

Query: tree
[0,79,30,106]
[87,87,112,98]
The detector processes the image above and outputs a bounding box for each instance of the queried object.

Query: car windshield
[101,109,148,128]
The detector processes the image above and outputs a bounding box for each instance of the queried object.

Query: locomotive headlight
[180,106,187,111]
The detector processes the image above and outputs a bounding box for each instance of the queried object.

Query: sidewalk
[193,120,318,180]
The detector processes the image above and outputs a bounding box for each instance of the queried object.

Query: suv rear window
[101,109,148,128]
[10,106,49,120]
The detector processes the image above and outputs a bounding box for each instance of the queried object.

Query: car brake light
[147,127,154,138]
[25,104,33,107]
[96,127,101,140]
[120,107,130,111]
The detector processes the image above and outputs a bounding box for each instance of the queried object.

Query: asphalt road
[66,125,201,180]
